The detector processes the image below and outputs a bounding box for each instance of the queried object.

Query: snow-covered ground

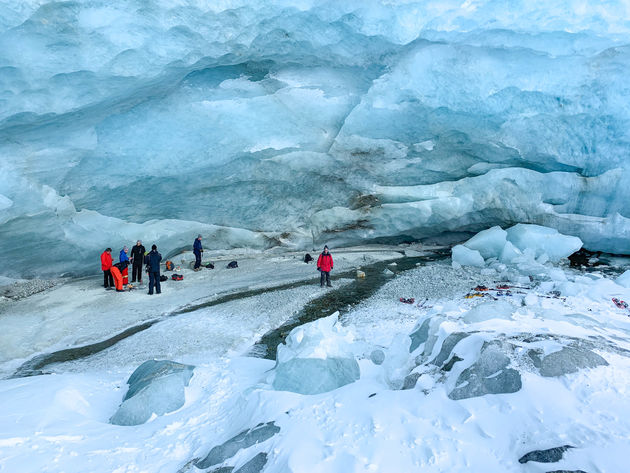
[1,244,630,473]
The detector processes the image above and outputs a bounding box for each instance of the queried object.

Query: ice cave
[1,2,630,473]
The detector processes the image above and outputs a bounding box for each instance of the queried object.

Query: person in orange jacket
[110,262,128,292]
[101,248,114,289]
[317,245,333,287]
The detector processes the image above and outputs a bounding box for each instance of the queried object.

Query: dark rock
[540,347,608,377]
[518,445,574,464]
[431,332,469,367]
[449,343,521,400]
[196,423,279,469]
[402,372,420,390]
[546,470,588,473]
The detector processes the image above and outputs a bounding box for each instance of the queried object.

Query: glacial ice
[451,245,485,268]
[2,1,630,276]
[110,360,194,426]
[271,313,360,394]
[453,224,583,267]
[506,224,583,262]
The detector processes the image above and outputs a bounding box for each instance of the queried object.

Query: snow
[1,245,629,472]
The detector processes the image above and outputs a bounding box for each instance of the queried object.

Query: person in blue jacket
[193,234,203,271]
[119,246,130,286]
[145,244,162,295]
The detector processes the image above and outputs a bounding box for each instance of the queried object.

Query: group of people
[100,240,163,295]
[99,235,334,295]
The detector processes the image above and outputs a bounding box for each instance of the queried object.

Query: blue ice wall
[1,1,630,276]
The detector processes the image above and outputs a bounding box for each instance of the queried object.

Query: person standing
[101,248,114,289]
[193,234,203,271]
[317,245,334,287]
[146,244,162,295]
[130,240,146,284]
[119,246,130,286]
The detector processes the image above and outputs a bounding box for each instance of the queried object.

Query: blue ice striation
[1,1,630,276]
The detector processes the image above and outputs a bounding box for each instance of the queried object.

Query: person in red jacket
[317,245,334,287]
[100,248,114,289]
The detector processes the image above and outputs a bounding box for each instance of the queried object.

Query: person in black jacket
[130,240,146,283]
[145,244,162,295]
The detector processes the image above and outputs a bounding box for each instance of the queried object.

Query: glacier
[1,0,630,277]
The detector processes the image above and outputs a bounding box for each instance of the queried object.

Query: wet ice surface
[1,247,630,472]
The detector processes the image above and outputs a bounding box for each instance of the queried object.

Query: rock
[540,347,608,377]
[196,423,279,469]
[518,445,574,464]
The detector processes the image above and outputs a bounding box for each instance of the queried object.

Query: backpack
[206,263,214,269]
[171,274,183,281]
[159,275,168,282]
[304,253,313,263]
[165,260,174,271]
[227,260,238,269]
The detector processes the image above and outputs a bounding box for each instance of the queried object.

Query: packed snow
[0,241,629,472]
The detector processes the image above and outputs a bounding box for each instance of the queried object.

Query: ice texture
[451,245,485,268]
[506,224,583,262]
[196,422,279,469]
[272,313,360,394]
[1,1,630,276]
[448,343,522,400]
[539,347,608,377]
[453,224,583,267]
[463,226,508,260]
[110,360,194,426]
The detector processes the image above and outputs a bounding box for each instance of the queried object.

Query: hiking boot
[116,289,124,292]
[327,283,332,287]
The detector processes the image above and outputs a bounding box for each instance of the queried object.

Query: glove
[317,267,321,271]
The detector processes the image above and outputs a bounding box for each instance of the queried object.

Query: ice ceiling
[1,1,630,276]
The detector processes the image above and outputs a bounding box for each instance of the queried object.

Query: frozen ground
[0,246,407,377]
[1,245,630,473]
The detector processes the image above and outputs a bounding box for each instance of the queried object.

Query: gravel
[0,279,62,301]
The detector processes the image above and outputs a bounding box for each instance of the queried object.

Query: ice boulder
[452,245,485,268]
[616,270,630,288]
[499,241,523,264]
[449,343,522,400]
[110,360,194,426]
[463,226,508,260]
[272,312,360,394]
[506,224,583,262]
